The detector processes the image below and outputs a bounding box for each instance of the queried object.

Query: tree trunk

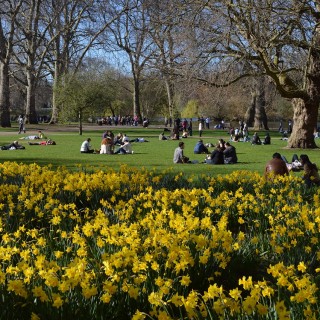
[287,98,318,148]
[244,92,255,126]
[79,109,83,135]
[133,78,142,122]
[50,30,63,124]
[164,78,174,118]
[26,72,38,124]
[259,106,269,130]
[50,87,59,124]
[287,8,320,148]
[0,62,11,127]
[51,60,62,124]
[254,78,269,130]
[50,62,60,124]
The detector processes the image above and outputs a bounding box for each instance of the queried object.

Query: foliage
[140,77,168,118]
[181,100,199,118]
[0,162,319,319]
[55,72,113,123]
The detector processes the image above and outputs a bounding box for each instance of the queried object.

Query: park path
[0,123,169,135]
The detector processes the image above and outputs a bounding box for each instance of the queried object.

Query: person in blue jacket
[193,139,209,154]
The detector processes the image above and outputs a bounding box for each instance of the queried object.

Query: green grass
[0,123,319,176]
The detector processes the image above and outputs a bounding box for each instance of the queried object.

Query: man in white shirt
[173,141,189,163]
[80,138,94,153]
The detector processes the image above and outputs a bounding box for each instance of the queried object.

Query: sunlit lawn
[0,123,319,176]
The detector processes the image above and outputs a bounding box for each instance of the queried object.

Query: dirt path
[0,123,167,135]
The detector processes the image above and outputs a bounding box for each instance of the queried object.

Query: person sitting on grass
[181,130,188,138]
[114,141,133,154]
[173,141,190,163]
[159,132,169,140]
[38,130,47,139]
[218,138,226,151]
[223,142,238,164]
[299,154,320,187]
[99,137,113,154]
[80,138,95,153]
[251,132,262,145]
[113,133,123,145]
[205,145,224,164]
[264,152,289,179]
[172,126,180,140]
[263,132,271,145]
[193,140,209,154]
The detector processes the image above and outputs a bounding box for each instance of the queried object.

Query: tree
[11,0,54,124]
[55,71,114,135]
[140,75,167,118]
[0,0,23,127]
[46,0,126,124]
[106,0,155,122]
[146,0,183,118]
[244,76,269,130]
[186,0,320,148]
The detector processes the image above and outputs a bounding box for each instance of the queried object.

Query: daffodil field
[0,162,320,319]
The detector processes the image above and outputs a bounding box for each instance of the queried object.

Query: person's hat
[13,141,18,144]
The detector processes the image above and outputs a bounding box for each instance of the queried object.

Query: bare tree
[146,0,184,118]
[185,0,320,148]
[106,0,155,122]
[0,0,23,127]
[11,0,55,124]
[46,0,129,123]
[244,76,269,130]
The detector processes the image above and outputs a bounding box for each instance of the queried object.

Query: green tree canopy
[55,72,113,135]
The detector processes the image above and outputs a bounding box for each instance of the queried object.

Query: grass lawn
[0,123,319,176]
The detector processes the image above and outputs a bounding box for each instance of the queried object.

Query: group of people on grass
[251,132,271,145]
[80,130,149,155]
[1,130,56,150]
[264,152,320,187]
[169,117,219,140]
[3,123,319,188]
[173,139,238,165]
[172,135,319,188]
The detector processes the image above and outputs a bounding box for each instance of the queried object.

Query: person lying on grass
[1,140,25,150]
[28,139,56,145]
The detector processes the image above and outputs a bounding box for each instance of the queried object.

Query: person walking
[205,117,210,129]
[199,121,203,137]
[188,119,193,136]
[288,120,292,134]
[18,115,26,134]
